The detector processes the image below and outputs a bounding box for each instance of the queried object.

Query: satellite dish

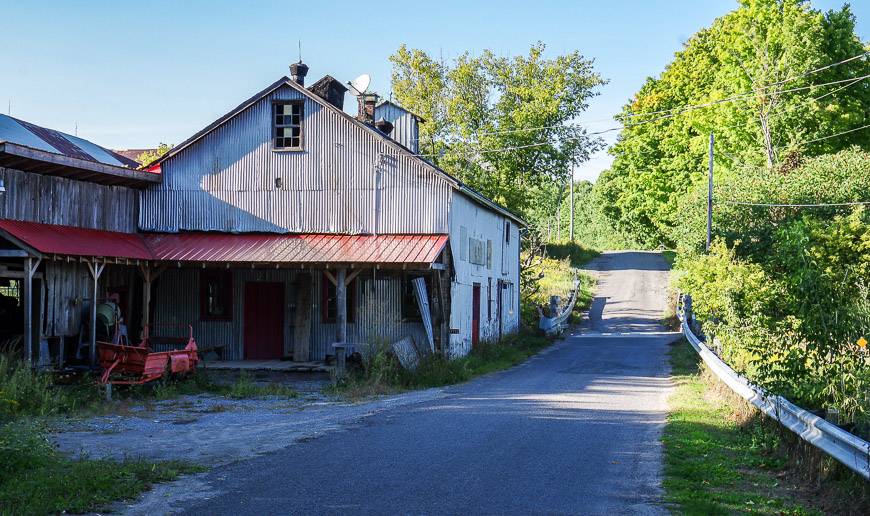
[348,74,371,96]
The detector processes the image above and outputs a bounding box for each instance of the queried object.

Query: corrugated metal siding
[151,267,428,361]
[374,103,420,154]
[151,268,296,360]
[140,84,449,234]
[312,271,428,360]
[0,167,137,233]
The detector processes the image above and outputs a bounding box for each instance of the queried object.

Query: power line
[719,200,870,208]
[794,123,870,147]
[428,50,870,140]
[617,51,870,121]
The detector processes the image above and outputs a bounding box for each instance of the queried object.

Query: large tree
[389,43,606,225]
[597,0,870,248]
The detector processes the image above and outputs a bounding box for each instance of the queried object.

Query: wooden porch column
[336,268,347,345]
[140,264,152,339]
[86,261,105,367]
[138,264,165,341]
[22,257,36,364]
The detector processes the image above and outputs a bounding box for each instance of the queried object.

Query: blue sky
[1,0,867,181]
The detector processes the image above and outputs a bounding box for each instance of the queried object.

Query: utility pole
[706,131,714,252]
[569,170,575,241]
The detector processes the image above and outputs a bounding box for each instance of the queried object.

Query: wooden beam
[323,270,337,287]
[345,269,362,286]
[336,268,347,346]
[86,261,105,367]
[0,250,28,258]
[23,257,32,365]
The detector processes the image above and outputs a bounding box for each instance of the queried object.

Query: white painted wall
[446,191,521,357]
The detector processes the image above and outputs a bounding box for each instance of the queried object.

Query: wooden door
[244,282,285,360]
[472,283,481,347]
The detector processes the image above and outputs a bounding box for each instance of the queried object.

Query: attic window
[273,101,304,151]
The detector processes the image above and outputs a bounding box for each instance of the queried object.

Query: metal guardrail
[678,299,870,480]
[539,279,581,336]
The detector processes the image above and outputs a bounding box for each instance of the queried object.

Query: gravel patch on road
[52,388,446,467]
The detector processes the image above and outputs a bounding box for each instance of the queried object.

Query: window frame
[401,273,432,322]
[321,273,357,324]
[272,100,305,152]
[199,269,233,321]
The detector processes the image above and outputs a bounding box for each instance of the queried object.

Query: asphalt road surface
[152,251,676,515]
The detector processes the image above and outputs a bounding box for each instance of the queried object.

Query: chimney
[357,92,379,124]
[375,118,394,135]
[289,61,309,86]
[308,75,348,110]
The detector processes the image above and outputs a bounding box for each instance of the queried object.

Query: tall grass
[330,332,551,400]
[0,353,101,420]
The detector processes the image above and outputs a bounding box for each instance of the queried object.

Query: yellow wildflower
[858,337,867,349]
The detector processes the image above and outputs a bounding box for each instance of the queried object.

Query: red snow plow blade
[97,325,199,385]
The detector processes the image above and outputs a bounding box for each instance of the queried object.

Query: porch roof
[0,219,448,267]
[0,219,153,260]
[143,232,449,267]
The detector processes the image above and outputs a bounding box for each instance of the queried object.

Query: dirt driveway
[53,386,445,467]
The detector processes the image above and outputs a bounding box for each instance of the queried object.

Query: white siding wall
[447,192,521,357]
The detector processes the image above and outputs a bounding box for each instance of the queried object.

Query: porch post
[336,268,347,344]
[86,261,105,367]
[23,257,32,364]
[140,264,151,339]
[335,268,347,372]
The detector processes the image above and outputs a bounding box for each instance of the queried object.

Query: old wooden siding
[151,267,428,361]
[374,103,420,154]
[139,83,450,234]
[0,167,138,232]
[41,261,137,339]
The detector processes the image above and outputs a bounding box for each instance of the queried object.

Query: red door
[472,283,481,347]
[244,282,285,359]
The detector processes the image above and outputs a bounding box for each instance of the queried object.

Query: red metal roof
[0,220,152,260]
[143,233,448,266]
[0,219,447,266]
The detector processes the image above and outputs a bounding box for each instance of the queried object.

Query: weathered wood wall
[0,167,138,232]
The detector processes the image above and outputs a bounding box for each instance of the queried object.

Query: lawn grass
[0,419,203,515]
[663,339,821,515]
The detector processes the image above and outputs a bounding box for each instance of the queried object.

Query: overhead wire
[417,50,870,140]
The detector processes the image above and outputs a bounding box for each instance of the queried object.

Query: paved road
[142,251,676,515]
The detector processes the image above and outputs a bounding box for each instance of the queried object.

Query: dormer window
[273,101,304,151]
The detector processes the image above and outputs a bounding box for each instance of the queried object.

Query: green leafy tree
[389,42,606,224]
[135,143,173,166]
[598,0,870,248]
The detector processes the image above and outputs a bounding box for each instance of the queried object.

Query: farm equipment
[96,324,199,385]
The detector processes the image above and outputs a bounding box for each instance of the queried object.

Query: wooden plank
[0,142,160,187]
[292,273,313,362]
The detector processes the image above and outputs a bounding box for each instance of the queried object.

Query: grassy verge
[329,331,551,400]
[664,339,822,515]
[0,419,203,514]
[1,355,297,514]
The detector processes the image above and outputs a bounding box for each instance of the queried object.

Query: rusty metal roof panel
[143,233,448,265]
[0,114,139,168]
[0,219,152,259]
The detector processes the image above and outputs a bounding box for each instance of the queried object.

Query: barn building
[0,61,524,368]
